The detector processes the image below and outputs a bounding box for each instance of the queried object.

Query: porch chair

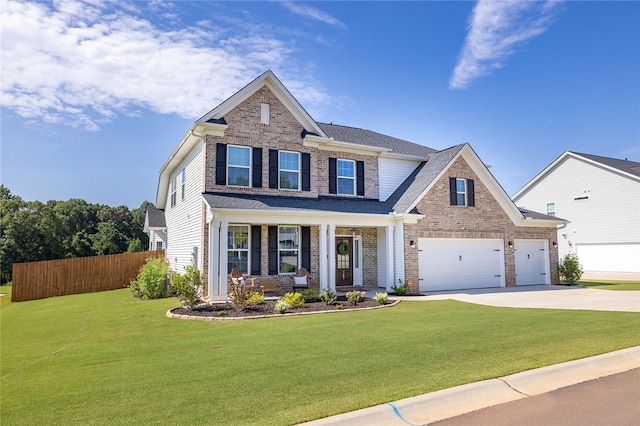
[291,268,310,292]
[229,268,255,289]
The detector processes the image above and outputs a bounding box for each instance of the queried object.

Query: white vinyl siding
[513,155,640,271]
[164,143,204,274]
[378,157,422,201]
[376,228,387,288]
[576,243,640,273]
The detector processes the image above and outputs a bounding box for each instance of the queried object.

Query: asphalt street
[432,368,640,426]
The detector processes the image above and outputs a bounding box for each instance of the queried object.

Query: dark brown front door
[336,237,353,286]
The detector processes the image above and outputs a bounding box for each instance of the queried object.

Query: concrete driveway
[391,285,640,312]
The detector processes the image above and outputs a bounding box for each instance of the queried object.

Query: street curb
[300,346,640,426]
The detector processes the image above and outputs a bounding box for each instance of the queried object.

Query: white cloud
[450,0,564,90]
[0,0,334,131]
[280,1,346,29]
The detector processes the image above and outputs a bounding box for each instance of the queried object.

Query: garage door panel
[418,238,504,292]
[515,240,549,286]
[576,243,640,273]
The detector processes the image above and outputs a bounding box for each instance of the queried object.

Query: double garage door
[418,238,549,292]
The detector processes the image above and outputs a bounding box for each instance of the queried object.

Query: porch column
[218,221,228,300]
[319,223,328,290]
[385,225,394,291]
[209,220,220,299]
[393,220,405,285]
[328,224,336,290]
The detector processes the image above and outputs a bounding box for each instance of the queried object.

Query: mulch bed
[170,296,396,319]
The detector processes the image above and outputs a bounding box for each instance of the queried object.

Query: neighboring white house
[513,152,640,274]
[147,70,565,300]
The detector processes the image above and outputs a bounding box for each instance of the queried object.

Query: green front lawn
[579,280,640,291]
[2,288,639,425]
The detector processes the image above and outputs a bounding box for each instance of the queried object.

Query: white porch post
[385,225,395,291]
[218,221,228,299]
[209,220,220,300]
[319,223,328,290]
[393,220,405,285]
[328,224,336,290]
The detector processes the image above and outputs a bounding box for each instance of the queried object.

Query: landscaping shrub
[346,290,366,305]
[283,292,305,308]
[320,288,337,305]
[130,257,171,299]
[274,299,289,314]
[374,292,389,305]
[171,265,203,308]
[392,279,410,295]
[300,288,320,303]
[246,292,265,306]
[228,279,262,309]
[558,253,584,285]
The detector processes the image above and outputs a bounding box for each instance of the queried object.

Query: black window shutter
[269,149,278,189]
[302,153,311,191]
[301,226,311,271]
[216,143,227,186]
[252,148,262,188]
[328,158,337,194]
[356,161,365,196]
[467,179,475,207]
[449,177,457,205]
[251,225,261,275]
[268,226,278,275]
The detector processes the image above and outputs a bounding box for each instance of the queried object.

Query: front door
[336,237,353,286]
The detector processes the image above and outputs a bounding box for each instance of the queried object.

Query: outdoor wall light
[508,241,513,248]
[350,228,357,237]
[409,240,415,248]
[552,241,558,247]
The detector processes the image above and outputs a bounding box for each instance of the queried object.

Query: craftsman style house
[513,152,640,274]
[146,70,565,300]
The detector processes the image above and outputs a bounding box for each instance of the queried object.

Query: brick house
[147,70,565,300]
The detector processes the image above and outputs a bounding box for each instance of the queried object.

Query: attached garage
[576,243,640,273]
[514,240,550,285]
[418,238,505,292]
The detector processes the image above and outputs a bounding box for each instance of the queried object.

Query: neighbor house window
[155,241,163,250]
[227,225,249,274]
[279,151,300,190]
[546,202,555,217]
[181,168,186,201]
[227,146,251,187]
[170,176,177,208]
[278,226,299,273]
[337,159,355,195]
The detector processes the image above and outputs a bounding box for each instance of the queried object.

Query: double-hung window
[279,151,300,190]
[278,226,299,273]
[227,146,251,187]
[180,168,186,201]
[546,202,556,217]
[455,178,467,206]
[449,177,475,207]
[337,159,355,195]
[227,225,249,274]
[170,176,177,208]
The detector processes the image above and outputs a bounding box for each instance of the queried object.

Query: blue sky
[2,0,639,208]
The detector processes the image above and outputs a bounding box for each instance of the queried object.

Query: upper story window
[449,177,475,207]
[227,145,251,187]
[170,176,177,208]
[546,202,555,217]
[279,151,300,190]
[181,168,186,201]
[337,159,355,195]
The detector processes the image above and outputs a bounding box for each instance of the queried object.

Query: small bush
[392,279,409,295]
[558,253,584,285]
[130,257,171,299]
[283,292,305,308]
[172,265,203,308]
[246,292,265,306]
[320,288,337,305]
[300,288,320,303]
[217,310,227,317]
[274,299,289,314]
[228,279,260,309]
[374,292,389,305]
[346,290,366,305]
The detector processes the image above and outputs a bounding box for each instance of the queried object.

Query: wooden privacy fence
[11,250,165,302]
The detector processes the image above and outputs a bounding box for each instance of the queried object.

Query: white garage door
[576,243,640,273]
[418,238,505,292]
[515,240,549,286]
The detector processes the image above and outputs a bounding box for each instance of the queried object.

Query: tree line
[0,185,153,284]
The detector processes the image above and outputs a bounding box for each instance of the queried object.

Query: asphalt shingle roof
[572,152,640,178]
[519,208,566,222]
[146,206,166,228]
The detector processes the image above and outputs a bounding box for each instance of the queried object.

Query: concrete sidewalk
[387,285,640,312]
[301,346,640,426]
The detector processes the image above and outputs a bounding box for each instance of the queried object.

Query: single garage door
[418,238,505,292]
[515,240,549,286]
[576,243,640,273]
